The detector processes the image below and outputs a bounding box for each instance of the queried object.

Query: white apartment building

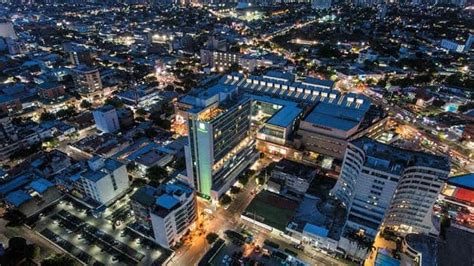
[78,156,130,206]
[73,65,103,94]
[330,137,449,237]
[130,181,197,248]
[92,105,120,133]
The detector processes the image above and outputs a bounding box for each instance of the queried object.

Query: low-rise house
[269,159,316,196]
[37,82,66,100]
[4,178,62,218]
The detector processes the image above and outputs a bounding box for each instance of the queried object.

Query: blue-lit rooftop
[156,194,180,210]
[5,190,32,207]
[303,223,329,238]
[447,173,474,190]
[29,178,54,194]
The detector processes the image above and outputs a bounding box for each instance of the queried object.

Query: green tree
[43,137,59,149]
[27,245,41,260]
[40,112,56,122]
[146,165,168,185]
[206,232,219,244]
[126,162,138,173]
[219,194,232,206]
[135,108,147,117]
[238,174,249,186]
[439,215,451,240]
[80,100,92,109]
[164,85,174,91]
[56,107,77,119]
[238,170,254,186]
[458,102,474,113]
[145,128,158,139]
[230,186,241,194]
[104,97,124,108]
[153,117,171,130]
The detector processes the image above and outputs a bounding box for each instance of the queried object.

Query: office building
[200,49,240,70]
[130,181,197,248]
[92,105,120,133]
[72,65,103,94]
[205,35,227,52]
[440,34,474,53]
[464,34,474,52]
[253,94,302,146]
[38,82,66,100]
[268,159,316,195]
[330,137,449,237]
[200,35,236,71]
[182,81,258,201]
[297,93,379,159]
[77,156,130,205]
[0,115,19,161]
[178,71,383,201]
[181,72,383,161]
[201,50,286,72]
[440,39,465,53]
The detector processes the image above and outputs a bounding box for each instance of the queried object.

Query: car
[255,246,261,253]
[293,243,304,251]
[222,255,232,265]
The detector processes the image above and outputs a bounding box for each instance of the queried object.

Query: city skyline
[0,1,472,266]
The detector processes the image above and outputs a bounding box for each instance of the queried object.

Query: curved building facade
[330,137,449,237]
[384,166,449,234]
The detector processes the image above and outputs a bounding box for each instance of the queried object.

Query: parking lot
[33,196,171,265]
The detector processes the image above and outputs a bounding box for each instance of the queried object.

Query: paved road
[169,174,259,266]
[169,167,344,266]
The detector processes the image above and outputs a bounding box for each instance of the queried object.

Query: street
[169,161,344,266]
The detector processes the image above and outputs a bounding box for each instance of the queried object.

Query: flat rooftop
[304,100,368,131]
[149,181,194,218]
[251,94,302,128]
[272,159,315,180]
[352,137,450,174]
[447,173,474,190]
[94,105,115,113]
[82,158,123,182]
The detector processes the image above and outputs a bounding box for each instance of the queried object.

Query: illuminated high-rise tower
[181,78,258,201]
